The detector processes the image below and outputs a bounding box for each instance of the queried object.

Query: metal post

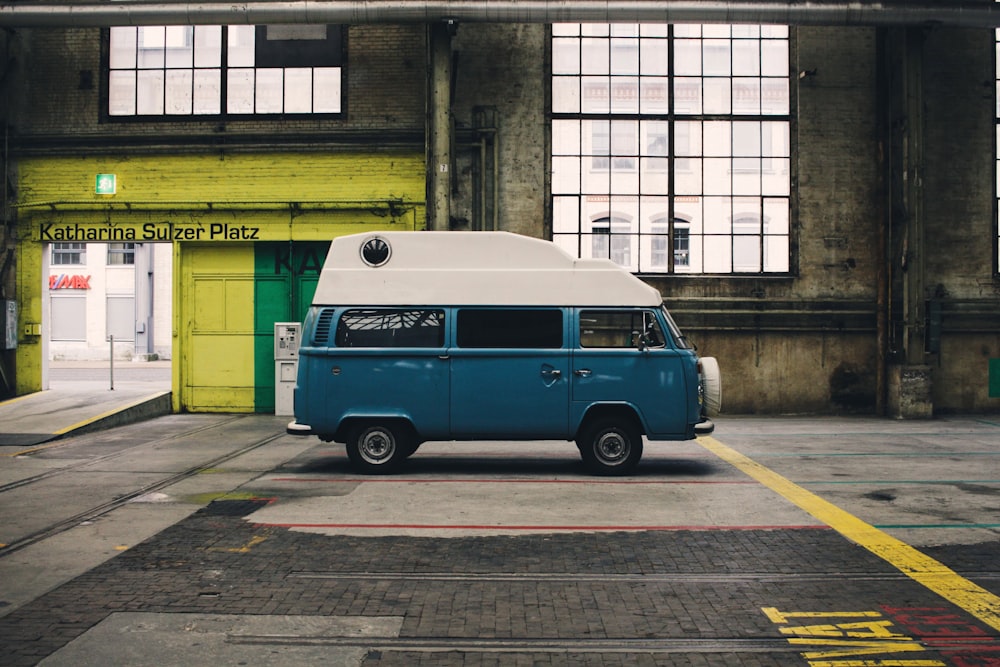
[109,335,114,391]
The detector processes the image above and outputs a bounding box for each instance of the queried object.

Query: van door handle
[541,368,561,379]
[574,369,592,377]
[438,355,450,360]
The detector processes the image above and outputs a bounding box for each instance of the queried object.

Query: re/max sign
[39,222,260,242]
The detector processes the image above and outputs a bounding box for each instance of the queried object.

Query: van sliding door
[449,309,570,439]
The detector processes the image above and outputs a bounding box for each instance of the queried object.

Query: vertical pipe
[109,335,115,390]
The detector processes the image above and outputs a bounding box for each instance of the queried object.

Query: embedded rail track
[0,415,284,557]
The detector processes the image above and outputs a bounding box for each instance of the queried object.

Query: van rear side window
[457,309,563,349]
[336,309,445,348]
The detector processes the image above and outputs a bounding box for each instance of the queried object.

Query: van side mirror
[632,330,648,352]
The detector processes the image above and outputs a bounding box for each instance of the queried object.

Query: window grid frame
[552,23,792,276]
[102,25,347,122]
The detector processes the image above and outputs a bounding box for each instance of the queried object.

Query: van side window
[457,309,563,349]
[580,310,665,349]
[336,309,445,348]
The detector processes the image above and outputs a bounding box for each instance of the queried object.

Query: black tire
[345,422,409,474]
[576,417,643,476]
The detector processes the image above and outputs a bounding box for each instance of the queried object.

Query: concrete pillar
[426,22,453,231]
[884,26,931,417]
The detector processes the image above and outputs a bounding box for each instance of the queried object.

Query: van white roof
[312,231,663,307]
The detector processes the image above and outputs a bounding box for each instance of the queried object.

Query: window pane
[136,70,164,114]
[336,309,445,348]
[553,119,581,155]
[110,27,137,69]
[165,69,193,114]
[255,68,283,113]
[108,70,137,116]
[610,38,639,74]
[703,39,731,76]
[639,38,669,75]
[194,26,222,67]
[457,310,563,349]
[228,26,255,67]
[580,310,663,348]
[313,68,342,113]
[732,40,760,76]
[227,68,255,113]
[674,39,702,75]
[581,37,610,74]
[137,26,165,68]
[284,68,313,113]
[552,76,581,113]
[193,69,222,114]
[553,37,580,74]
[164,26,193,68]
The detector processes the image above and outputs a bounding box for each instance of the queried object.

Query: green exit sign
[95,174,116,195]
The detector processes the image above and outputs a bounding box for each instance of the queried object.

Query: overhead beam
[1,1,999,28]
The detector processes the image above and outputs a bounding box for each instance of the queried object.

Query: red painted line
[255,522,829,532]
[267,477,755,485]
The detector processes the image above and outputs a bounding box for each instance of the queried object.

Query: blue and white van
[288,231,720,475]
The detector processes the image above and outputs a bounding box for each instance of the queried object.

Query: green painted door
[253,242,328,412]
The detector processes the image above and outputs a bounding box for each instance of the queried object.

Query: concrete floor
[0,413,997,665]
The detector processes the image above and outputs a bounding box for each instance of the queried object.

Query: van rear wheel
[345,422,408,474]
[577,418,643,476]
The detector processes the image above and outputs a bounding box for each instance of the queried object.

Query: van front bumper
[286,420,313,436]
[694,418,715,436]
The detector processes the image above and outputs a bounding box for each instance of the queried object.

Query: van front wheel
[346,422,408,474]
[577,418,643,476]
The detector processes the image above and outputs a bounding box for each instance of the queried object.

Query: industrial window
[107,25,343,118]
[457,309,563,349]
[552,23,791,274]
[51,243,86,265]
[336,309,444,348]
[107,243,136,265]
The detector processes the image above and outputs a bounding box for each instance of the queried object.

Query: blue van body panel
[450,349,570,438]
[295,305,703,443]
[570,348,688,438]
[330,349,450,438]
[295,306,451,440]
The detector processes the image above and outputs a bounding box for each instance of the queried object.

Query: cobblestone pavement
[1,497,997,666]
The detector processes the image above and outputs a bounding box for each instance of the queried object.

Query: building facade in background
[1,16,998,415]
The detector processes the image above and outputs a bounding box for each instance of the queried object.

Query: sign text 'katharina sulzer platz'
[39,222,261,242]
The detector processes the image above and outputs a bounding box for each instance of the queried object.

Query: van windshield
[660,305,692,350]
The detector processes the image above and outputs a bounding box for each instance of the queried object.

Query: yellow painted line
[0,392,40,408]
[208,534,268,554]
[698,435,1000,633]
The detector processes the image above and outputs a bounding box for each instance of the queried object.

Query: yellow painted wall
[18,152,426,210]
[16,151,426,408]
